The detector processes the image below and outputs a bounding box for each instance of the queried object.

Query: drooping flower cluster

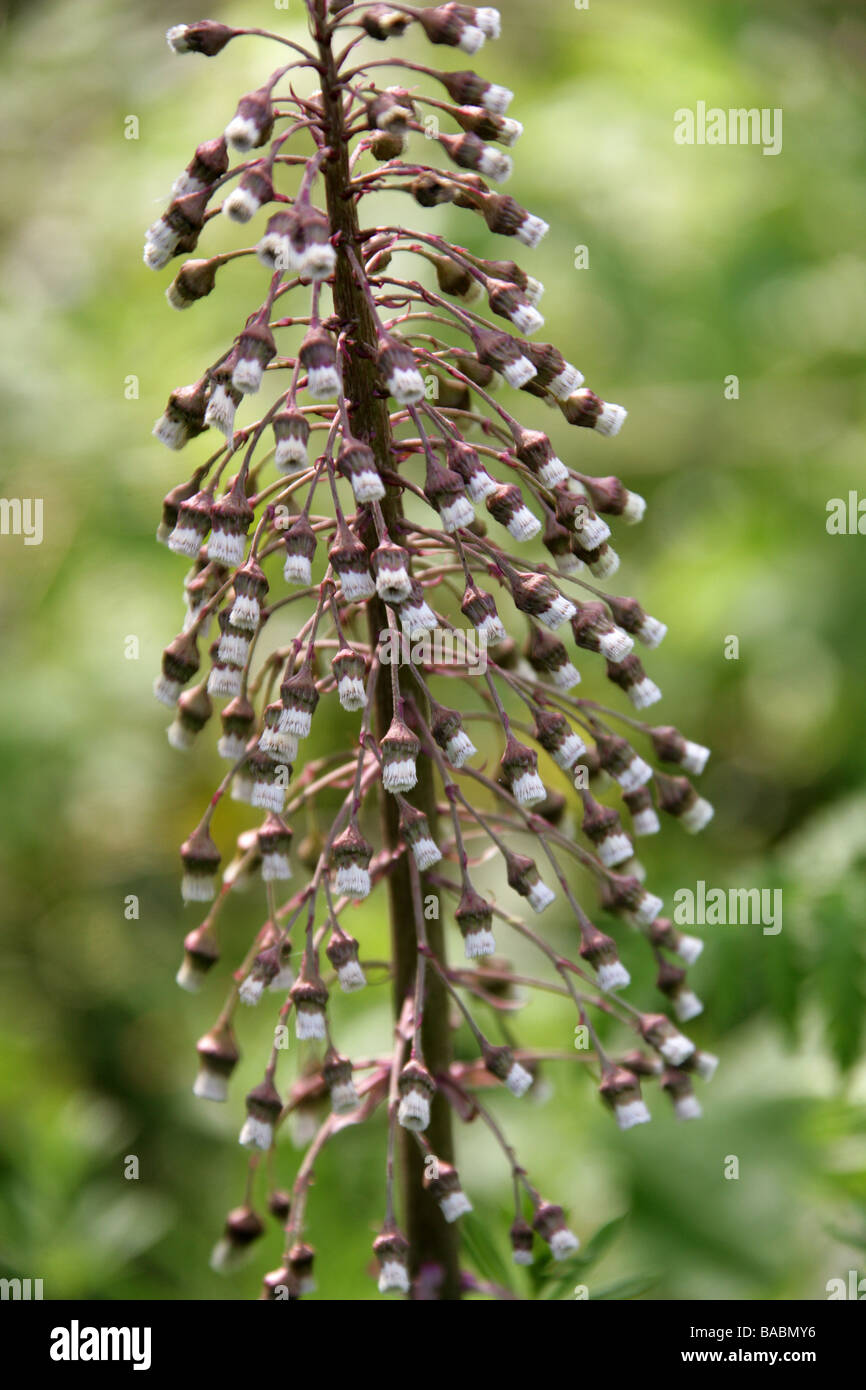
[148,2,715,1300]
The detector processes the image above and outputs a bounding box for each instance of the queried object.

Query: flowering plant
[146,1,714,1300]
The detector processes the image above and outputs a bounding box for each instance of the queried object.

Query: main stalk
[312,0,461,1299]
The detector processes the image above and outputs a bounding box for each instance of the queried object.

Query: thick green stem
[312,0,461,1300]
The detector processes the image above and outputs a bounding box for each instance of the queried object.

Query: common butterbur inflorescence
[147,1,715,1300]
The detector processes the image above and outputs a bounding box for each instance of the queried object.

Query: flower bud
[380,717,419,792]
[176,920,220,992]
[399,802,442,870]
[486,482,540,541]
[232,321,276,395]
[398,1059,436,1131]
[239,1076,282,1148]
[154,380,209,451]
[225,88,275,153]
[194,1020,240,1101]
[290,968,329,1040]
[167,21,236,56]
[372,540,412,602]
[323,1049,360,1115]
[257,812,293,881]
[580,922,630,991]
[455,884,496,958]
[605,654,662,710]
[373,1229,410,1295]
[532,1202,580,1260]
[599,1065,651,1130]
[218,694,256,759]
[209,1204,264,1274]
[506,852,555,912]
[273,407,310,473]
[337,438,385,504]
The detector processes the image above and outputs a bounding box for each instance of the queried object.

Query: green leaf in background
[460,1212,515,1294]
[815,885,866,1074]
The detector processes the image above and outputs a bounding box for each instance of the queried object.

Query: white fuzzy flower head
[627,676,663,710]
[549,363,584,398]
[516,213,549,248]
[204,385,238,440]
[166,25,191,53]
[337,675,367,711]
[439,495,476,533]
[483,83,513,116]
[632,806,661,837]
[231,357,265,396]
[153,674,181,708]
[616,755,653,794]
[673,989,704,1023]
[550,1228,580,1261]
[638,615,668,648]
[301,241,336,282]
[681,796,714,834]
[382,755,417,794]
[238,975,265,1007]
[511,770,547,806]
[193,1069,229,1102]
[398,1087,431,1132]
[509,303,544,335]
[555,732,585,770]
[681,740,711,776]
[660,1032,695,1067]
[589,546,620,579]
[387,365,426,405]
[458,23,485,54]
[614,1098,652,1131]
[598,627,633,663]
[225,114,260,153]
[378,1260,410,1295]
[551,661,581,691]
[335,864,371,900]
[295,1005,327,1041]
[675,1094,703,1122]
[239,1115,273,1150]
[502,355,536,388]
[350,468,386,504]
[595,402,627,437]
[505,1061,533,1097]
[283,553,312,586]
[307,364,341,398]
[598,960,631,991]
[596,831,634,869]
[538,455,568,488]
[676,934,704,965]
[336,960,367,994]
[538,595,577,630]
[479,147,512,183]
[464,926,497,959]
[476,7,502,38]
[223,186,260,224]
[527,880,555,913]
[445,730,476,768]
[441,1190,473,1223]
[411,837,442,872]
[507,505,542,541]
[261,851,292,882]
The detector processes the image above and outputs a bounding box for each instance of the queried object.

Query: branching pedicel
[147,1,715,1300]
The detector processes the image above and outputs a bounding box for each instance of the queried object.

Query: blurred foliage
[1,0,865,1301]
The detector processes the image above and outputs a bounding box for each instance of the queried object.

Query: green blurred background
[1,0,865,1301]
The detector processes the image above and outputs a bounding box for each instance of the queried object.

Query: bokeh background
[1,0,865,1301]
